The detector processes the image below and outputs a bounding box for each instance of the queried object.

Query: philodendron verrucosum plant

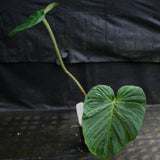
[9,3,146,160]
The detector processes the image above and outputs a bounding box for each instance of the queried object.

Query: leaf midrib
[104,100,116,153]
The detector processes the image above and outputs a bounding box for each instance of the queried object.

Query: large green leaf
[82,85,146,160]
[8,2,58,37]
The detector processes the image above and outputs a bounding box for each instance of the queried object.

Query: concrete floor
[0,105,160,160]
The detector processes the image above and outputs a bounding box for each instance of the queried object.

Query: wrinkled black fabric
[1,0,160,63]
[1,0,160,110]
[0,62,159,111]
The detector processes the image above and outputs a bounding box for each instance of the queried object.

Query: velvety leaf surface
[82,85,146,160]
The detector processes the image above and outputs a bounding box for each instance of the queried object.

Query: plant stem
[43,18,87,97]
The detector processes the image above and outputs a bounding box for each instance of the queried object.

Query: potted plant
[9,2,146,160]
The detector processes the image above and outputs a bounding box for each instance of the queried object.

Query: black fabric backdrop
[0,0,160,110]
[2,0,160,63]
[0,62,160,111]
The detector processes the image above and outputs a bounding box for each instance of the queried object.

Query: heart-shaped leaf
[82,85,146,160]
[8,2,58,37]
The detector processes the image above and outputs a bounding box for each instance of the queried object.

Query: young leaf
[82,85,146,160]
[8,9,45,37]
[44,2,59,14]
[8,2,58,37]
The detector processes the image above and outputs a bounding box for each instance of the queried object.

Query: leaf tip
[8,31,15,37]
[44,2,59,14]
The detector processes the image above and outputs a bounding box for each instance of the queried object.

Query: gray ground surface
[0,105,160,160]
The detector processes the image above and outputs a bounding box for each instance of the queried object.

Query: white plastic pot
[76,102,88,150]
[76,102,84,126]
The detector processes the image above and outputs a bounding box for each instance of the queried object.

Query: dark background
[0,0,160,110]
